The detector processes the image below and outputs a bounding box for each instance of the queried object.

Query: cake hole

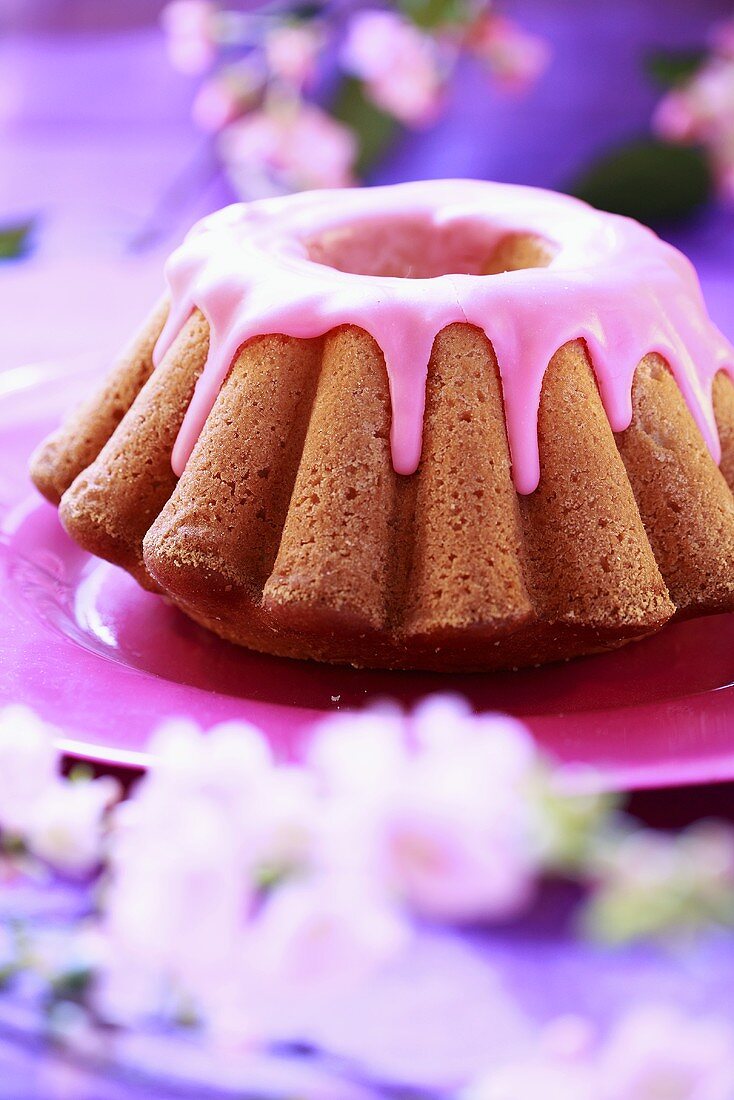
[306,216,556,279]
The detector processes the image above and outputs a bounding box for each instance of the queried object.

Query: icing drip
[154,179,734,495]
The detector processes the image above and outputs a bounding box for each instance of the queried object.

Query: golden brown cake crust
[714,371,734,494]
[143,332,324,610]
[401,324,534,639]
[616,356,734,617]
[30,312,734,671]
[58,310,209,588]
[520,342,674,631]
[262,326,399,633]
[29,298,169,505]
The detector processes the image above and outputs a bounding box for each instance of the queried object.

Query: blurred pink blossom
[653,38,734,204]
[162,0,549,191]
[98,718,270,1018]
[660,62,734,141]
[410,695,533,768]
[6,699,734,1054]
[311,698,542,923]
[242,764,320,879]
[384,699,539,921]
[193,78,243,131]
[652,90,699,142]
[244,875,409,999]
[265,23,322,88]
[469,13,550,92]
[467,1016,596,1100]
[0,705,60,835]
[192,64,263,131]
[468,1058,595,1100]
[308,707,407,803]
[599,1004,734,1100]
[469,1005,734,1100]
[26,776,119,876]
[161,1,217,76]
[220,102,356,191]
[307,707,409,887]
[145,717,273,804]
[341,9,444,126]
[103,791,252,1021]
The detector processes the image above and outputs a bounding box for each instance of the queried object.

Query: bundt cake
[30,180,734,671]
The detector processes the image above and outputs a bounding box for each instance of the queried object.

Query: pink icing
[153,179,734,495]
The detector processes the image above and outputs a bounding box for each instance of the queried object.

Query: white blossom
[0,705,60,834]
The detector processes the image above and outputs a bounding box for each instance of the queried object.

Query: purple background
[2,1,734,1096]
[2,0,734,374]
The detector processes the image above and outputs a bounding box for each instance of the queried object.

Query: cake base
[30,309,734,672]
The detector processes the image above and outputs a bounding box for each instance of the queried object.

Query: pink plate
[1,358,733,791]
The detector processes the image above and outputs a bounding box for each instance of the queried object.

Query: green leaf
[286,1,323,21]
[332,77,399,177]
[571,140,712,224]
[1,833,27,856]
[0,962,17,990]
[645,47,707,89]
[398,0,470,29]
[48,965,94,1006]
[68,763,94,784]
[0,218,36,260]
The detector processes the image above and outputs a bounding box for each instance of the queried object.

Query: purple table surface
[2,1,734,1096]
